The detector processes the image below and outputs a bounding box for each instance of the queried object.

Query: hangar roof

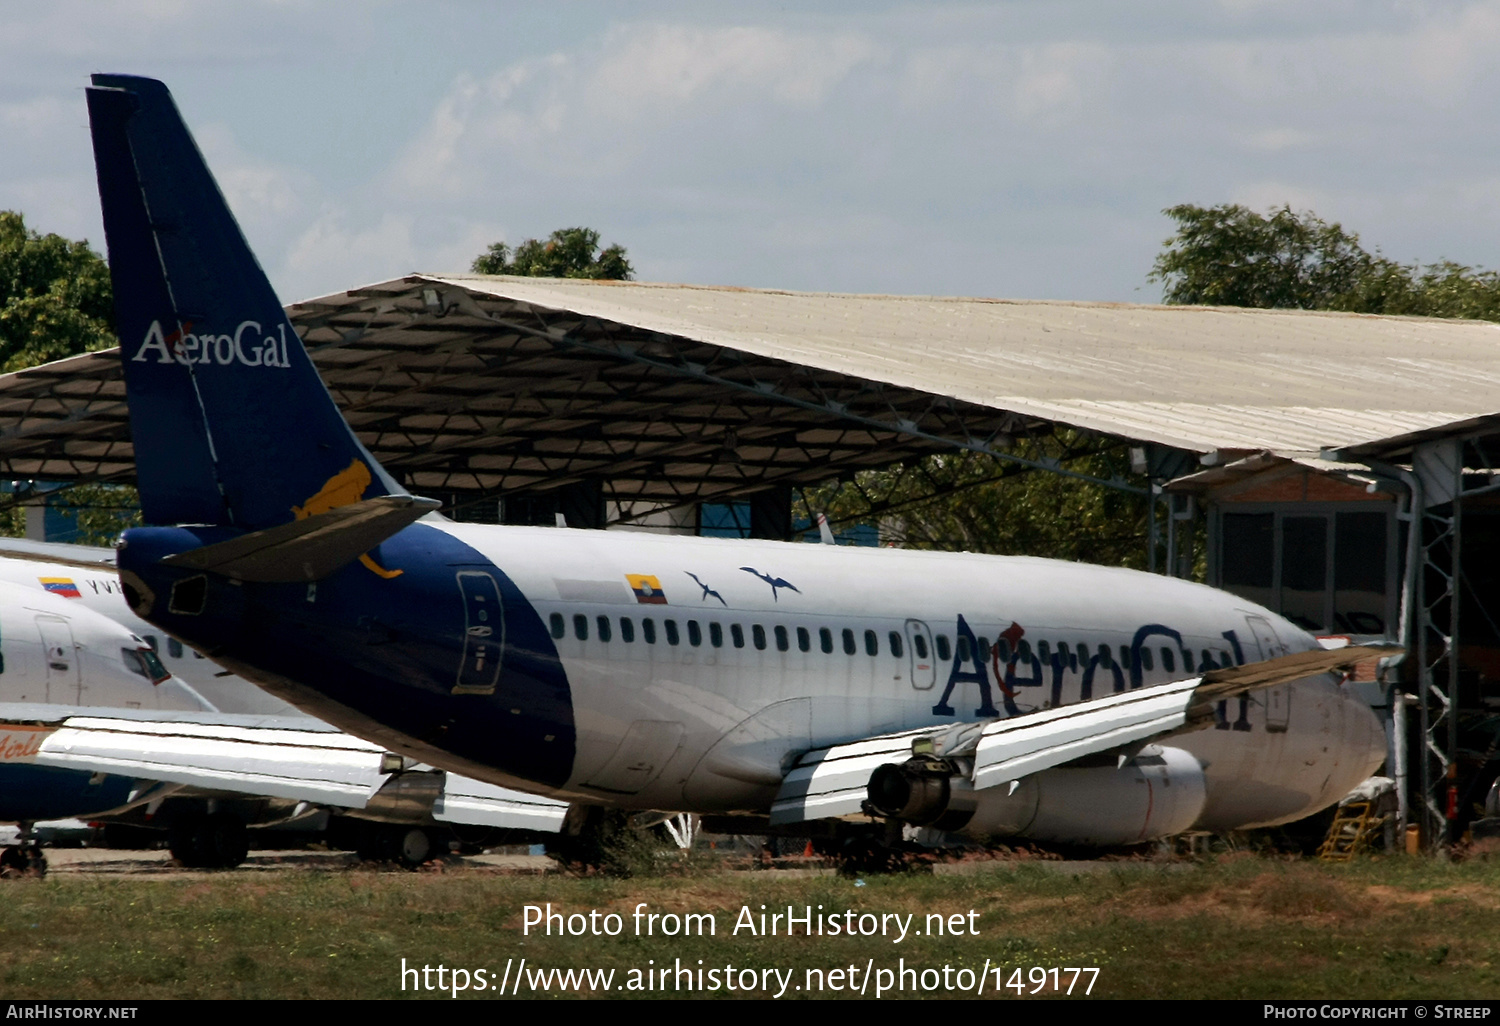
[0,274,1495,514]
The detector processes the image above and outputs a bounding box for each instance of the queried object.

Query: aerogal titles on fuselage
[133,319,291,368]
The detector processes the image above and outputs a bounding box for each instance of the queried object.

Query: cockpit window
[124,646,172,685]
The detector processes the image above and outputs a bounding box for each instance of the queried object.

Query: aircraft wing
[2,706,566,832]
[770,643,1397,825]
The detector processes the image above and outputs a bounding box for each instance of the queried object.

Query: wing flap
[769,727,939,825]
[971,678,1199,790]
[34,713,569,831]
[433,776,569,832]
[38,716,389,805]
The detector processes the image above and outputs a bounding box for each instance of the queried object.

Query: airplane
[55,73,1393,861]
[0,576,211,872]
[0,541,568,868]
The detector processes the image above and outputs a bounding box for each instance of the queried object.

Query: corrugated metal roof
[410,275,1500,456]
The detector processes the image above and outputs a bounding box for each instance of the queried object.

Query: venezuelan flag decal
[39,578,81,599]
[625,574,668,604]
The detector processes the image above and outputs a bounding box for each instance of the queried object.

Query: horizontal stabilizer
[771,643,1397,824]
[162,494,441,582]
[29,712,567,831]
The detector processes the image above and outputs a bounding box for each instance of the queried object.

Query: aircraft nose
[1345,684,1389,778]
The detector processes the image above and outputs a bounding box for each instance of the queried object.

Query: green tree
[1148,203,1377,310]
[472,227,633,280]
[1149,202,1500,320]
[797,435,1153,570]
[0,210,115,371]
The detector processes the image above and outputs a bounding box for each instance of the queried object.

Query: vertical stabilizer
[87,74,404,530]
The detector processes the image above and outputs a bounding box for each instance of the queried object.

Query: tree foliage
[472,227,633,280]
[796,436,1152,570]
[1150,203,1500,320]
[0,211,115,372]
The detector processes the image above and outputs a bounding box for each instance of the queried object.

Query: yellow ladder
[1318,800,1381,861]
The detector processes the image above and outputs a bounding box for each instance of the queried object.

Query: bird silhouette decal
[740,566,801,601]
[685,571,727,607]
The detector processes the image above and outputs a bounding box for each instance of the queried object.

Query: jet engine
[866,744,1207,846]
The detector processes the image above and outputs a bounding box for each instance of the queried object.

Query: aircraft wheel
[168,822,206,867]
[385,827,433,870]
[0,845,29,877]
[169,814,248,869]
[201,813,248,869]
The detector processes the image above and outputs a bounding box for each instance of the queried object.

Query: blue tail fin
[87,74,406,530]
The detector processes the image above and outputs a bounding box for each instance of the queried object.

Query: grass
[2,853,1499,999]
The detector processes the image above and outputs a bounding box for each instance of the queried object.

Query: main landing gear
[0,843,45,877]
[168,812,249,869]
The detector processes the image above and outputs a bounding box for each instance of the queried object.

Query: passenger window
[665,620,680,646]
[842,628,856,655]
[1119,644,1131,669]
[1057,641,1070,661]
[550,613,565,639]
[996,637,1012,663]
[977,637,990,661]
[752,625,767,650]
[1038,640,1051,662]
[1219,651,1234,668]
[913,634,928,660]
[1161,646,1174,673]
[775,625,789,652]
[1096,643,1111,664]
[889,631,903,658]
[688,621,702,647]
[1140,646,1154,671]
[710,622,723,648]
[168,638,184,659]
[1200,649,1213,672]
[642,618,657,644]
[935,636,951,661]
[144,634,158,652]
[731,624,745,649]
[819,627,834,654]
[864,630,878,657]
[620,617,635,643]
[573,614,589,641]
[797,627,811,653]
[956,635,971,661]
[1017,639,1032,661]
[596,615,612,643]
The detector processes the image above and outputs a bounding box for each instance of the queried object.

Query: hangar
[0,273,1497,847]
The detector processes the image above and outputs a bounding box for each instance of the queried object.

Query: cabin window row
[550,612,901,656]
[547,612,1232,673]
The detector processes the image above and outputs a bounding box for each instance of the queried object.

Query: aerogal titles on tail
[88,74,1393,852]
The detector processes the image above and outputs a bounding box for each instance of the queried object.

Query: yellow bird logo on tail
[293,458,403,579]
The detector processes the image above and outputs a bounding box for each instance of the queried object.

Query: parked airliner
[0,577,209,871]
[79,74,1390,853]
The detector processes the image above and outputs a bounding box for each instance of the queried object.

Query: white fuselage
[434,523,1386,831]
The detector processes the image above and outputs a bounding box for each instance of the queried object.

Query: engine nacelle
[867,745,1208,846]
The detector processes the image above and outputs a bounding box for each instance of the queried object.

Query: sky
[3,1,1499,305]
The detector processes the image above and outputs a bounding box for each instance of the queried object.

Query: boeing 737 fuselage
[86,74,1388,850]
